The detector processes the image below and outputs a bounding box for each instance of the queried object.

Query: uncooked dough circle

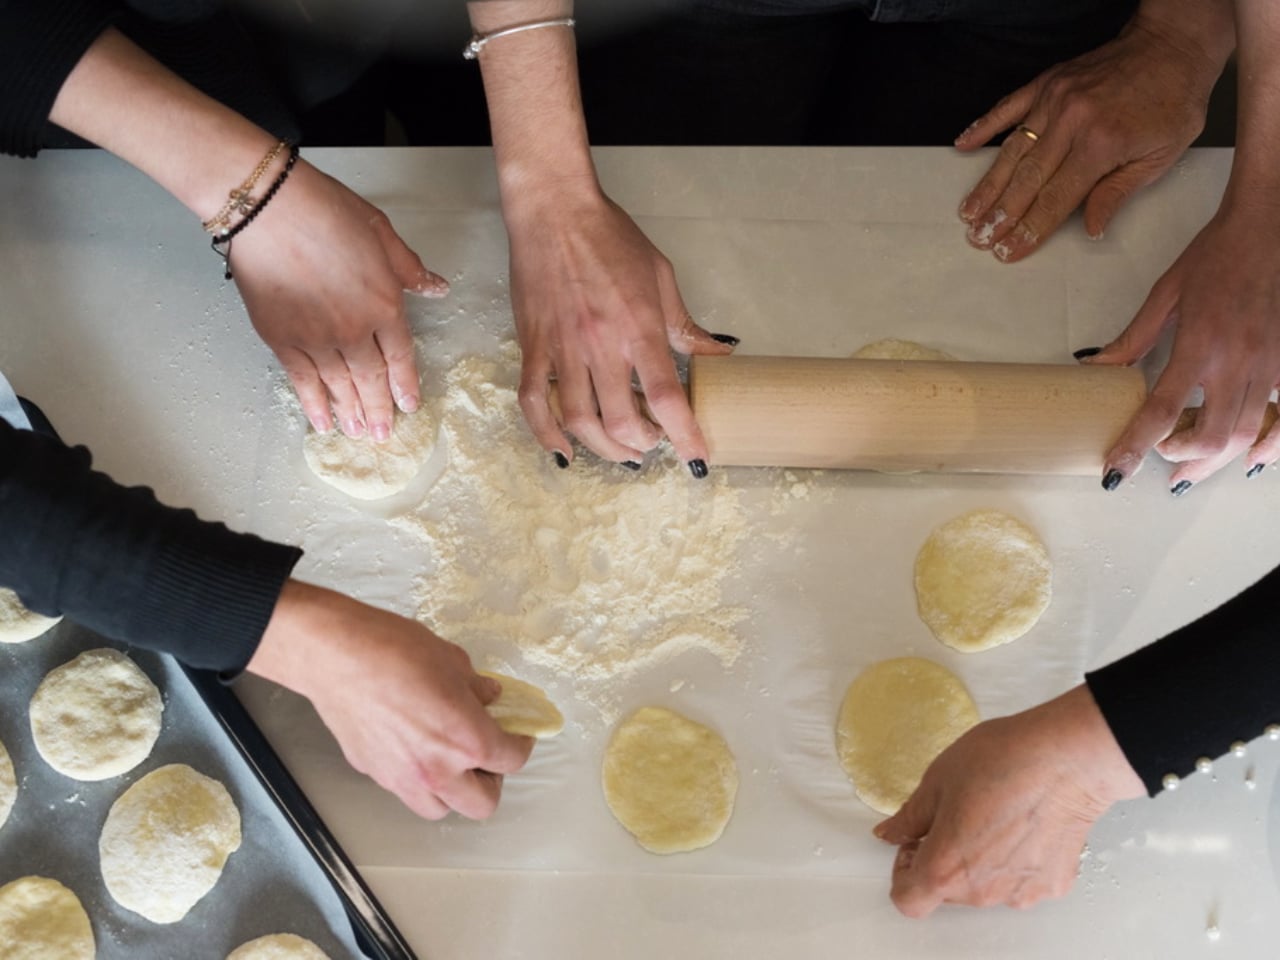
[0,587,61,644]
[914,509,1052,652]
[303,408,437,500]
[602,706,738,854]
[0,876,95,960]
[480,671,564,739]
[29,647,163,781]
[226,933,332,959]
[836,657,979,814]
[0,736,15,831]
[851,338,955,361]
[99,763,242,924]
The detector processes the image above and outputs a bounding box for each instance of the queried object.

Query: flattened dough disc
[0,587,61,644]
[851,338,955,361]
[303,407,437,500]
[837,657,979,814]
[0,876,94,960]
[479,671,564,738]
[226,933,332,959]
[0,736,15,831]
[914,509,1051,652]
[602,706,738,854]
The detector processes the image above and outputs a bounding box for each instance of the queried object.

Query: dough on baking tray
[0,876,95,960]
[837,657,979,815]
[914,509,1051,652]
[226,933,332,960]
[99,763,241,924]
[851,339,955,361]
[303,407,437,500]
[0,736,15,832]
[0,587,61,644]
[602,706,738,854]
[29,647,163,781]
[480,671,565,739]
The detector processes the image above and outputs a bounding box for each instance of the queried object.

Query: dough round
[99,763,242,924]
[0,876,94,960]
[479,671,564,739]
[29,648,163,781]
[303,408,437,500]
[226,933,332,960]
[0,587,61,644]
[0,736,15,832]
[852,339,955,361]
[837,657,979,814]
[914,509,1052,652]
[602,706,738,854]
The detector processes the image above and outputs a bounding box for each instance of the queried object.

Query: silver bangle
[463,17,576,60]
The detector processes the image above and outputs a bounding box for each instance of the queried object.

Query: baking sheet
[0,621,367,959]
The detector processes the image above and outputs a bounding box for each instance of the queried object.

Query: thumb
[1082,160,1165,240]
[1092,267,1181,366]
[658,282,736,358]
[874,784,936,845]
[372,215,450,298]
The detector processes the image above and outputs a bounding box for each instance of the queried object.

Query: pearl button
[1231,741,1248,757]
[1162,773,1180,791]
[1266,724,1280,740]
[1195,757,1213,774]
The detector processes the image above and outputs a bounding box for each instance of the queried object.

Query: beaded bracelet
[210,143,299,280]
[201,139,289,235]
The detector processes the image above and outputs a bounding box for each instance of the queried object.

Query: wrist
[1132,0,1235,76]
[497,166,604,227]
[247,580,353,700]
[1032,685,1146,807]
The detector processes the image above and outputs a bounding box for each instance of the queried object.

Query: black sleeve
[0,0,120,157]
[1086,564,1280,795]
[0,417,301,673]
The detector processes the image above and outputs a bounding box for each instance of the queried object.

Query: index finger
[1104,362,1198,483]
[631,336,707,471]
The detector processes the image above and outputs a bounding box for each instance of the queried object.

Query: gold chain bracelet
[202,139,289,236]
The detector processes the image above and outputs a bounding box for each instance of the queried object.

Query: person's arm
[465,0,735,476]
[956,0,1234,260]
[874,562,1280,916]
[1092,0,1280,491]
[43,27,447,443]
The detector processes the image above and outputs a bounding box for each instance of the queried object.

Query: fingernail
[688,458,708,480]
[1102,468,1124,492]
[1087,229,1105,241]
[345,418,366,438]
[1072,346,1103,361]
[994,224,1036,263]
[1247,463,1266,478]
[622,460,643,471]
[553,451,570,469]
[307,413,330,433]
[710,333,740,346]
[1170,480,1193,497]
[397,393,419,414]
[958,196,978,222]
[371,422,391,443]
[967,209,1005,248]
[413,274,450,298]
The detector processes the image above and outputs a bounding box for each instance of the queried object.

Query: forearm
[0,420,300,673]
[1224,1,1280,209]
[466,1,601,221]
[48,27,280,223]
[1133,0,1235,73]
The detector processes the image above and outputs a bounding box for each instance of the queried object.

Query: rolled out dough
[99,763,241,924]
[29,647,163,781]
[226,933,332,959]
[0,587,61,644]
[303,407,437,500]
[852,338,955,361]
[914,509,1052,652]
[479,671,564,738]
[837,657,979,814]
[602,706,738,854]
[0,736,15,831]
[0,876,94,960]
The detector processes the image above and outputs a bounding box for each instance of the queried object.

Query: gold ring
[1015,124,1040,143]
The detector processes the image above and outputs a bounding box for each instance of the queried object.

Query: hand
[874,686,1144,917]
[249,581,534,820]
[230,161,450,441]
[956,7,1231,263]
[505,188,735,472]
[1090,205,1280,492]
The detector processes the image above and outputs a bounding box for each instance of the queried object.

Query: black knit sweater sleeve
[0,0,120,157]
[1086,564,1280,796]
[0,417,301,673]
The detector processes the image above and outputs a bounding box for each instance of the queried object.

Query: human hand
[956,7,1231,263]
[249,581,534,820]
[230,161,450,441]
[505,189,736,474]
[874,685,1143,917]
[1087,206,1280,493]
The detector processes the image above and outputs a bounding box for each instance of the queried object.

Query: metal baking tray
[0,620,415,959]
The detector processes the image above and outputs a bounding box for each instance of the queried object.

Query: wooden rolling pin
[687,356,1147,475]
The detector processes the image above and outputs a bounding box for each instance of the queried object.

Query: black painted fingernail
[688,458,708,479]
[1073,346,1103,361]
[553,451,570,469]
[1247,463,1266,478]
[622,460,642,471]
[1102,468,1123,492]
[1170,480,1193,497]
[711,333,740,346]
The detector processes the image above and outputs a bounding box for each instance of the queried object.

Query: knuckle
[1010,157,1046,193]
